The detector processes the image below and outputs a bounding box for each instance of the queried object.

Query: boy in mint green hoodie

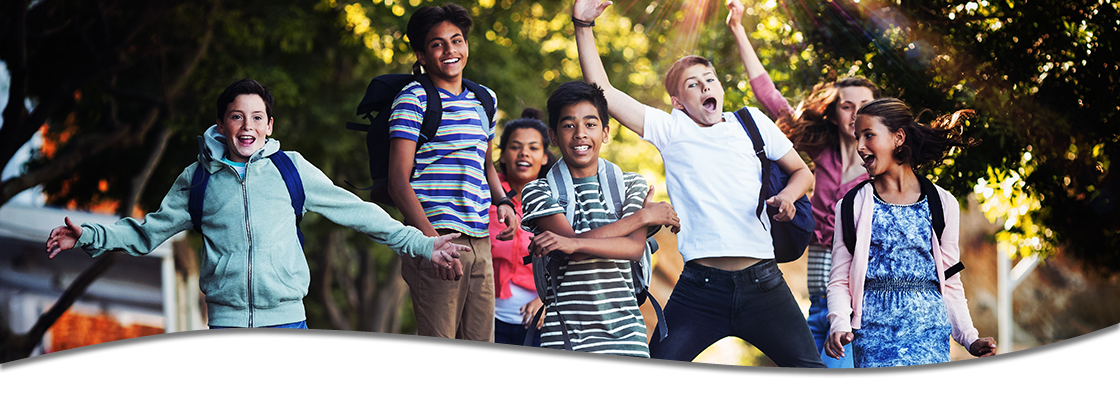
[45,78,470,329]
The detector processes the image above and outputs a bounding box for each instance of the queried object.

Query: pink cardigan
[826,182,980,349]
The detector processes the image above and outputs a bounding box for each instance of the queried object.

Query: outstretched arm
[726,0,793,120]
[574,0,649,137]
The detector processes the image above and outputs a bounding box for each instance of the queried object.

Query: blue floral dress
[853,194,951,368]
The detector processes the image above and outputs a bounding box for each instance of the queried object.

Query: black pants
[649,260,826,367]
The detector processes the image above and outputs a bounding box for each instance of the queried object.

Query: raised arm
[726,0,793,120]
[573,0,649,137]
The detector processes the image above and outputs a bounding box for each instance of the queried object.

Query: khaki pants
[401,231,495,342]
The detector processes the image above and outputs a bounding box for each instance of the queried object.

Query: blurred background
[1,0,1116,365]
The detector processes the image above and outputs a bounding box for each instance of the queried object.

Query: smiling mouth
[442,58,460,64]
[237,135,256,146]
[516,161,532,168]
[572,145,591,154]
[861,153,875,168]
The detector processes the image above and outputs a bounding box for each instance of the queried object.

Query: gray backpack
[522,158,667,349]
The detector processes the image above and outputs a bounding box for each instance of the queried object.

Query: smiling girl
[826,98,996,368]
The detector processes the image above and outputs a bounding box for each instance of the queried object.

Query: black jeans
[649,260,826,368]
[494,318,541,347]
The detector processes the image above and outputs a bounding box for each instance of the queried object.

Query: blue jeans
[808,294,854,368]
[542,360,640,369]
[649,260,825,368]
[209,320,311,367]
[493,319,541,347]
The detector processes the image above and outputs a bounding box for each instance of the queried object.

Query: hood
[197,125,281,172]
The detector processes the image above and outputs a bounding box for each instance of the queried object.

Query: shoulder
[932,183,961,210]
[622,172,648,187]
[521,178,552,199]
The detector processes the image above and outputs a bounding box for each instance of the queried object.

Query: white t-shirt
[642,106,794,262]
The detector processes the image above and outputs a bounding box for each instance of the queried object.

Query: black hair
[856,97,979,171]
[498,108,555,178]
[216,78,274,121]
[546,81,610,132]
[406,3,473,74]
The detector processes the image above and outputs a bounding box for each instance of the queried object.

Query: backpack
[521,158,668,349]
[345,73,496,206]
[732,107,815,263]
[188,150,306,248]
[839,175,965,279]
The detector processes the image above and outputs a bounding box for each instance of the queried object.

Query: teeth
[517,161,531,167]
[443,58,459,64]
[574,145,590,151]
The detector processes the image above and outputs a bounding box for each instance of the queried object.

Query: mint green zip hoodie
[77,125,436,327]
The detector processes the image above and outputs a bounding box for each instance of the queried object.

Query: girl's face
[832,86,876,140]
[855,114,904,177]
[501,128,547,184]
[550,101,608,179]
[416,21,468,86]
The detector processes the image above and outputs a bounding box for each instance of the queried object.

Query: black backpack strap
[269,151,306,249]
[188,164,211,234]
[648,293,668,342]
[734,107,770,220]
[917,174,945,241]
[414,75,443,146]
[841,179,875,256]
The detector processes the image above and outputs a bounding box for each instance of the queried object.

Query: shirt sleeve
[388,83,424,142]
[77,165,195,257]
[485,86,498,141]
[748,72,793,121]
[622,172,660,238]
[641,105,676,150]
[519,178,563,235]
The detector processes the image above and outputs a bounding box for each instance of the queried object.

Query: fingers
[644,185,656,206]
[65,216,82,233]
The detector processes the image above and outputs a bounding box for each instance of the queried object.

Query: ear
[602,124,611,144]
[893,127,906,146]
[215,119,225,135]
[415,51,427,66]
[266,117,274,137]
[548,128,559,146]
[670,96,685,111]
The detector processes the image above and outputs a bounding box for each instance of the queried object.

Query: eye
[253,115,264,121]
[231,115,242,121]
[687,82,697,89]
[706,78,716,83]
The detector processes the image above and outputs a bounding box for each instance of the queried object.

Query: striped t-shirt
[388,81,497,237]
[521,171,650,357]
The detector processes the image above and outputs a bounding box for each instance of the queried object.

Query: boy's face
[417,21,469,88]
[549,101,609,179]
[216,94,273,163]
[670,63,725,127]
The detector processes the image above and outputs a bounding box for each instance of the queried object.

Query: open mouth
[237,135,256,147]
[572,145,591,156]
[861,153,876,169]
[516,161,532,169]
[442,58,460,65]
[702,97,718,112]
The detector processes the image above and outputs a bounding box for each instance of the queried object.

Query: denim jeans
[648,260,826,368]
[208,320,313,369]
[539,360,640,369]
[493,319,541,347]
[807,294,854,368]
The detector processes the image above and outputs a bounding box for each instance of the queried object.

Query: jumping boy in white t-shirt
[573,0,824,367]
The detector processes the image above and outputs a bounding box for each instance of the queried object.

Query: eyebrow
[428,33,463,45]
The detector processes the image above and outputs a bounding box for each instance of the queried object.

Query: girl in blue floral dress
[825,98,998,368]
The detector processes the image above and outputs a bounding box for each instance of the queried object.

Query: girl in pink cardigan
[825,98,997,367]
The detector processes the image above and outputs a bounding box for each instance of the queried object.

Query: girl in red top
[489,108,556,346]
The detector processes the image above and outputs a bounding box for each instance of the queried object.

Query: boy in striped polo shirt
[521,81,680,356]
[388,3,518,341]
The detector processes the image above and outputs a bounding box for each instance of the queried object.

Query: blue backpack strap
[733,107,770,220]
[269,151,306,248]
[188,163,211,234]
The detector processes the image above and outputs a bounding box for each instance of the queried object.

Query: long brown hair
[856,97,979,171]
[780,76,880,153]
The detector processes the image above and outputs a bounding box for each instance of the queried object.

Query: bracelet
[572,17,595,28]
[496,197,515,209]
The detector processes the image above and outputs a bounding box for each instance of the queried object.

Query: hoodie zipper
[240,166,254,327]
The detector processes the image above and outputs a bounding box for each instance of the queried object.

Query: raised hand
[726,0,746,29]
[641,186,681,234]
[573,0,612,22]
[431,232,471,280]
[46,217,83,259]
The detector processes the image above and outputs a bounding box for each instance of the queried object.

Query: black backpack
[732,107,815,263]
[839,175,964,279]
[345,73,496,206]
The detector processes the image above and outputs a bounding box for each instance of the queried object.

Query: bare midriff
[691,256,765,271]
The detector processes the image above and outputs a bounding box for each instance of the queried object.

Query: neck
[506,176,531,203]
[428,73,463,95]
[872,164,919,196]
[838,134,860,167]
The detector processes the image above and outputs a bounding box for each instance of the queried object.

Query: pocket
[258,246,309,308]
[754,262,786,292]
[199,250,248,307]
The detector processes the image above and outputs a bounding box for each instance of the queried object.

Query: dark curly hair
[856,97,979,171]
[216,78,274,121]
[498,108,556,179]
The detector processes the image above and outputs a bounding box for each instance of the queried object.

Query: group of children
[44,0,996,368]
